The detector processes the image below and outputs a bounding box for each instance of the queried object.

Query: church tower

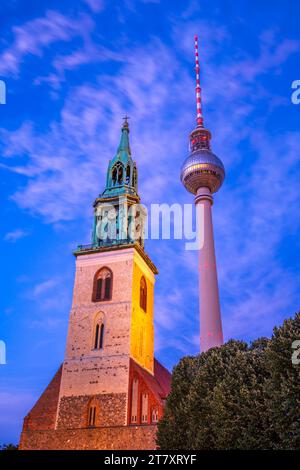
[19,120,171,450]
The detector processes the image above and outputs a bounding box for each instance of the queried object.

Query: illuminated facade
[19,119,171,450]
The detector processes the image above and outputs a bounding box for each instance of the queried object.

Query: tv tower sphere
[180,145,225,195]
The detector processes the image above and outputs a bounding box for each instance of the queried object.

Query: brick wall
[59,249,136,400]
[19,425,158,450]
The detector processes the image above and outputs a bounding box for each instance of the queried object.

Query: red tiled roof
[24,365,62,431]
[154,358,171,397]
[130,358,171,402]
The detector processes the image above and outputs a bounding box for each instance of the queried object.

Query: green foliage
[157,313,300,450]
[264,314,300,449]
[0,443,18,450]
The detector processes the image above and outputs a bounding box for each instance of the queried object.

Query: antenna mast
[194,35,204,127]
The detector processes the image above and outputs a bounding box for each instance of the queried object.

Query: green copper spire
[117,116,131,155]
[102,118,138,198]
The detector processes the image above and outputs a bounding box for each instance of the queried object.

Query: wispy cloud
[4,229,29,242]
[1,3,300,356]
[32,279,58,297]
[23,278,71,330]
[84,0,105,12]
[0,38,193,221]
[0,10,94,77]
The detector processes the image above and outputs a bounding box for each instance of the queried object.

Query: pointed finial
[194,35,204,127]
[122,115,130,129]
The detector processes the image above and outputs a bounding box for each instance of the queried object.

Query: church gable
[22,366,62,432]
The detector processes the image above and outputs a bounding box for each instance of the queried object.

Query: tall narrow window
[88,405,96,427]
[99,323,104,349]
[118,165,123,184]
[104,276,111,300]
[126,165,130,184]
[94,323,104,350]
[133,166,137,188]
[112,167,117,185]
[92,267,113,302]
[96,278,102,300]
[94,324,100,349]
[151,407,158,423]
[141,393,148,424]
[140,276,147,312]
[130,378,139,424]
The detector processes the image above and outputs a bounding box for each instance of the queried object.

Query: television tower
[180,36,225,352]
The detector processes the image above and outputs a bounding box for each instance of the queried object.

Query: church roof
[154,358,172,397]
[22,365,62,431]
[130,358,171,402]
[102,119,138,198]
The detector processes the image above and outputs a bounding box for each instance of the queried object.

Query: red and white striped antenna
[194,35,204,127]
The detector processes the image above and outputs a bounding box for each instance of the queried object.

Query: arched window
[92,312,105,351]
[94,323,104,350]
[92,267,112,302]
[130,378,139,424]
[141,393,148,424]
[151,407,158,423]
[111,162,124,186]
[140,276,147,312]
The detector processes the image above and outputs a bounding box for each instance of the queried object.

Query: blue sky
[1,0,300,444]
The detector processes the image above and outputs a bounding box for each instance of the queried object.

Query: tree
[156,355,202,449]
[207,339,271,449]
[264,313,300,449]
[157,313,300,450]
[0,443,18,450]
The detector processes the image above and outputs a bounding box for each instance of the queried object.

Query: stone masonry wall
[57,393,127,429]
[19,425,158,450]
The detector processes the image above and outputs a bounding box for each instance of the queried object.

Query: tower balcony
[75,238,136,253]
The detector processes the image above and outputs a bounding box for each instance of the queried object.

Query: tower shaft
[196,187,223,352]
[181,36,225,353]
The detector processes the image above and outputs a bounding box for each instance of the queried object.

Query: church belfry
[20,119,171,451]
